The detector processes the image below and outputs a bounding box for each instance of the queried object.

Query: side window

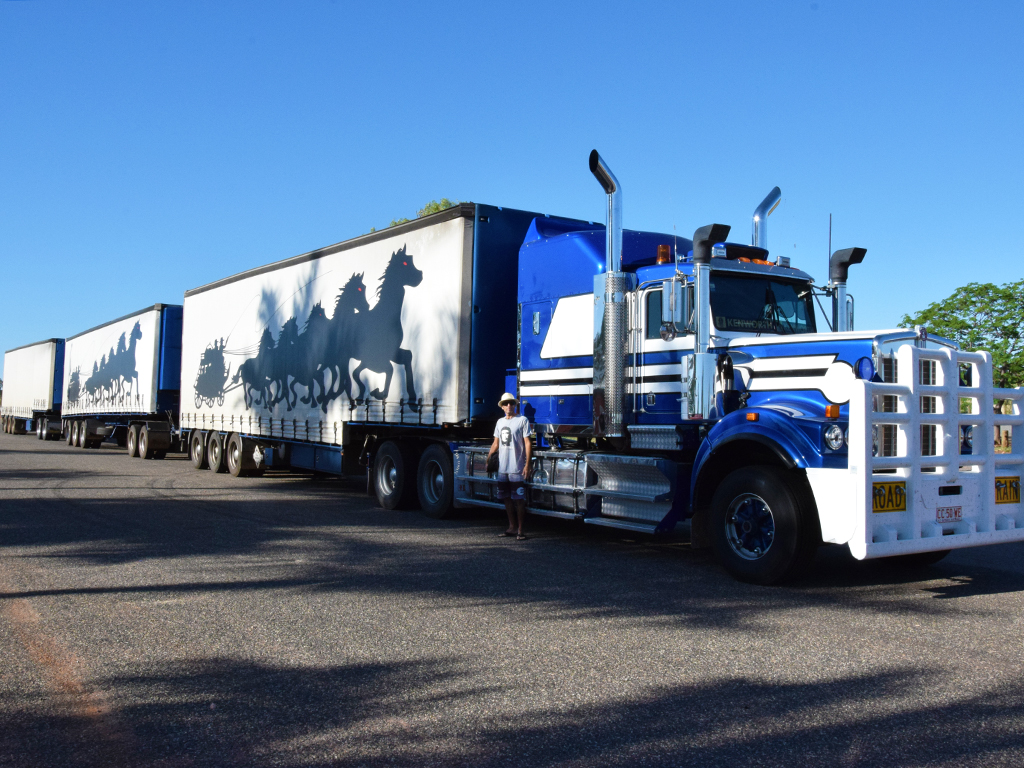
[645,289,662,340]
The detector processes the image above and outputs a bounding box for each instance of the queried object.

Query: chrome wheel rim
[378,455,397,496]
[422,459,444,505]
[724,492,775,561]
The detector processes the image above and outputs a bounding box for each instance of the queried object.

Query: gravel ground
[1,432,1023,767]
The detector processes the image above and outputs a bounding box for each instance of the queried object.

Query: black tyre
[709,465,819,585]
[190,431,208,470]
[207,432,227,473]
[883,550,951,568]
[127,425,140,458]
[416,443,455,518]
[226,432,249,477]
[373,440,417,510]
[139,426,154,459]
[77,421,89,449]
[36,419,43,440]
[68,421,77,445]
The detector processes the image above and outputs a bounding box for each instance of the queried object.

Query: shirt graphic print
[494,414,530,475]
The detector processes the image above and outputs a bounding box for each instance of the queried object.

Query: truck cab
[456,153,1024,585]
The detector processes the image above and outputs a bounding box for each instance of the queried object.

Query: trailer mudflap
[837,344,1024,559]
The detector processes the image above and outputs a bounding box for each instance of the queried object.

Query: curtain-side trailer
[61,304,183,458]
[178,203,583,514]
[1,339,64,439]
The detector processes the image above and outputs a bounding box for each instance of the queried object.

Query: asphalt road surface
[2,432,1023,767]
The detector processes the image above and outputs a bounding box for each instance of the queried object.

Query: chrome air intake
[589,150,630,439]
[829,247,867,332]
[751,187,781,250]
[686,223,731,419]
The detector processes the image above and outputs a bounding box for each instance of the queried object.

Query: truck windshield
[709,274,815,335]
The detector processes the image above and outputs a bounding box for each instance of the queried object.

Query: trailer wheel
[127,425,140,458]
[190,431,208,469]
[69,421,77,445]
[417,443,454,519]
[139,426,155,459]
[226,432,255,477]
[207,432,227,473]
[374,440,416,510]
[77,421,89,449]
[709,465,818,585]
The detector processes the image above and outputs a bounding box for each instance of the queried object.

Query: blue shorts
[496,472,526,500]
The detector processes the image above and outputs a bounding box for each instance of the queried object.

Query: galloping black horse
[351,246,423,407]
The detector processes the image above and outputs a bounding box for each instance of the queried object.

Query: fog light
[825,424,845,450]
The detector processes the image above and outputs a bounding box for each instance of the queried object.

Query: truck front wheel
[417,443,454,519]
[374,440,416,510]
[710,465,818,585]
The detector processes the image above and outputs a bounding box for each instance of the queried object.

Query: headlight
[825,424,845,451]
[961,425,973,452]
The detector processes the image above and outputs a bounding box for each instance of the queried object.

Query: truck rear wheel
[77,421,89,449]
[374,440,417,510]
[190,431,208,469]
[207,432,227,473]
[139,426,164,459]
[710,465,818,585]
[35,419,43,440]
[127,425,140,457]
[417,443,454,519]
[226,432,255,477]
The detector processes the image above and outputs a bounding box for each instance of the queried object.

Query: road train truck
[61,304,183,458]
[176,154,1024,583]
[1,338,65,439]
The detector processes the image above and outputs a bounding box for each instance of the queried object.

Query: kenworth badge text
[5,151,1022,584]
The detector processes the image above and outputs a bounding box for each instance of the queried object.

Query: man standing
[487,392,532,540]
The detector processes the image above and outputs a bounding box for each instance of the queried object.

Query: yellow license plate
[995,476,1020,504]
[872,481,907,512]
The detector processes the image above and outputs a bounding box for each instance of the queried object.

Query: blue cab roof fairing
[518,221,694,303]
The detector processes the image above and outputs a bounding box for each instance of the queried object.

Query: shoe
[498,530,515,537]
[516,534,528,541]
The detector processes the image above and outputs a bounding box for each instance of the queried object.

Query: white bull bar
[844,344,1024,559]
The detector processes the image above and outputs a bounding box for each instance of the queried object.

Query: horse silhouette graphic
[203,246,422,414]
[80,321,143,407]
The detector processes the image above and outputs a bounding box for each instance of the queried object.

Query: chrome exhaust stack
[685,223,731,419]
[751,187,781,250]
[589,150,631,439]
[828,247,867,332]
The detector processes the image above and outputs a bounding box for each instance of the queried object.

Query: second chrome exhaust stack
[589,150,631,440]
[752,187,781,250]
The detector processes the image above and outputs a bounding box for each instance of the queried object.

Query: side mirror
[659,278,691,341]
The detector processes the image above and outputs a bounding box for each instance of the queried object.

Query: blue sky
[2,1,1022,379]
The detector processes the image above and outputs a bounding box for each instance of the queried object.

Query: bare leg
[514,500,527,537]
[503,500,517,534]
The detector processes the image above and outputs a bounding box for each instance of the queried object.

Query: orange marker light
[826,405,840,419]
[746,412,759,422]
[656,244,672,264]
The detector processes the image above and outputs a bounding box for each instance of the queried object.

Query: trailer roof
[4,338,62,355]
[184,203,478,298]
[65,304,180,342]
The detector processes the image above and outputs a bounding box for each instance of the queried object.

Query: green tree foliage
[371,199,460,232]
[899,280,1024,394]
